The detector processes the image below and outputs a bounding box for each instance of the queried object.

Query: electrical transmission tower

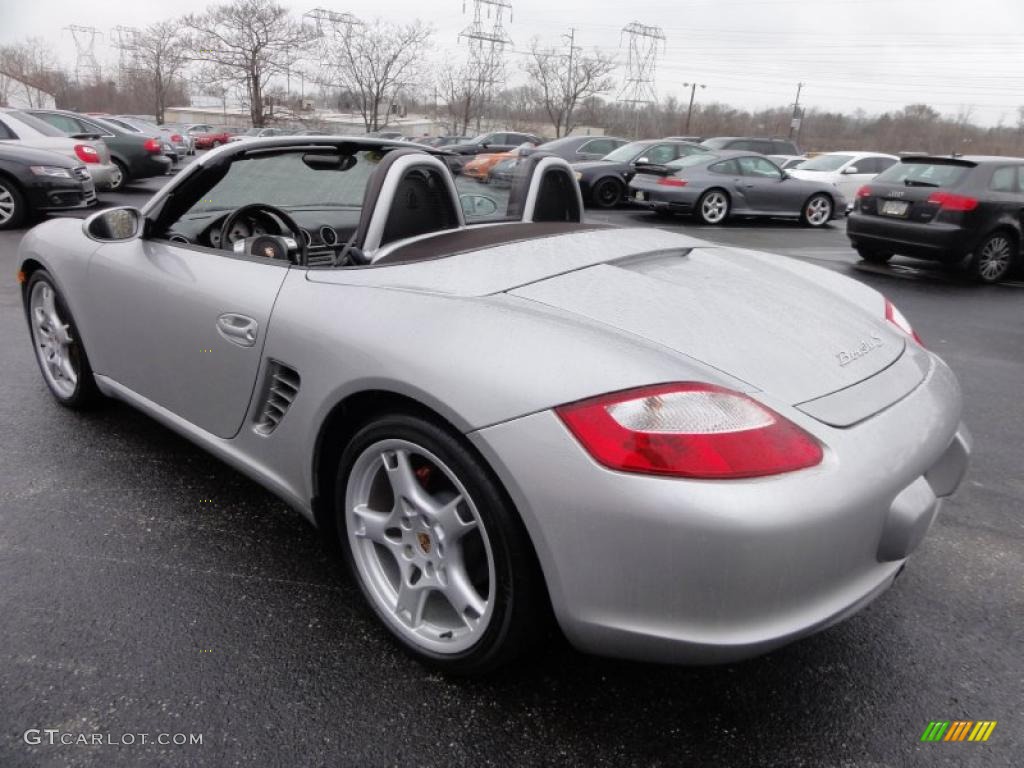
[65,25,103,84]
[111,25,140,87]
[617,21,665,135]
[458,0,513,131]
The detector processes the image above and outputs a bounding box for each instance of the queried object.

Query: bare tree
[525,40,616,137]
[436,55,503,136]
[0,38,61,107]
[320,18,432,132]
[182,0,312,127]
[129,22,189,124]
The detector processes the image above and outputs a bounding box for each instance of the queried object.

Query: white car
[767,154,807,170]
[789,151,899,202]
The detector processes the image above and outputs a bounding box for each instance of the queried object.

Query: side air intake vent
[254,361,300,435]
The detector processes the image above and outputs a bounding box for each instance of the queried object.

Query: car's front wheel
[24,270,101,408]
[0,176,27,230]
[336,413,544,674]
[591,178,622,208]
[801,193,833,227]
[969,231,1016,283]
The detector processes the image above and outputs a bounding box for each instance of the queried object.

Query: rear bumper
[470,352,968,664]
[847,212,975,260]
[629,184,700,213]
[128,154,173,179]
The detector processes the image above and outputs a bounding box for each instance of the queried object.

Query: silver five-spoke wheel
[804,194,833,227]
[346,439,496,655]
[699,190,729,224]
[29,280,79,399]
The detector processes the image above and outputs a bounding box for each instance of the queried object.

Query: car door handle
[216,313,258,347]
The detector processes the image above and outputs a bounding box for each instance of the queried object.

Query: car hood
[507,245,905,405]
[308,227,903,405]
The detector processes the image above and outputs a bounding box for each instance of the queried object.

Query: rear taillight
[657,177,688,187]
[926,191,978,211]
[170,133,182,142]
[143,138,161,153]
[856,185,872,198]
[556,383,823,479]
[885,298,923,346]
[73,144,99,164]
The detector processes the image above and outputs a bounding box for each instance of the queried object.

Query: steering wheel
[218,203,307,263]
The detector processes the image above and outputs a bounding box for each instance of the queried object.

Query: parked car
[488,156,523,187]
[768,154,808,170]
[109,115,193,158]
[701,136,802,156]
[99,115,181,166]
[788,151,899,203]
[159,124,196,155]
[185,125,234,149]
[573,139,708,208]
[16,135,969,674]
[0,143,95,229]
[628,150,844,227]
[443,131,544,157]
[229,127,290,142]
[847,155,1024,282]
[462,150,520,182]
[0,108,117,191]
[663,135,704,143]
[426,136,473,148]
[532,135,629,163]
[27,109,172,191]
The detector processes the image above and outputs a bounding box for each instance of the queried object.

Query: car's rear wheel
[697,189,730,224]
[24,270,101,408]
[801,194,833,227]
[591,178,622,208]
[336,413,544,674]
[0,177,27,230]
[109,160,128,191]
[969,231,1015,283]
[856,246,894,264]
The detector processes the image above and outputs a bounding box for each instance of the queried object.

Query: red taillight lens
[884,298,923,346]
[73,144,99,163]
[170,133,182,142]
[556,383,823,479]
[658,177,688,187]
[926,191,978,211]
[143,138,161,153]
[856,185,872,198]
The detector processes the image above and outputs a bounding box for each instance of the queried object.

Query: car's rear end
[847,157,994,263]
[628,154,712,213]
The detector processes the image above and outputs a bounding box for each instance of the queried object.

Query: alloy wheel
[805,195,832,226]
[345,439,496,655]
[977,235,1012,282]
[28,281,79,399]
[701,191,728,223]
[0,183,16,226]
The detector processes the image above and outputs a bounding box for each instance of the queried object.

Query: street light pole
[683,82,706,134]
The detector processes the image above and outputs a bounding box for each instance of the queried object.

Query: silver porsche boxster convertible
[18,136,970,674]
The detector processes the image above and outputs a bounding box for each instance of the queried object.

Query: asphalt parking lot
[0,162,1021,768]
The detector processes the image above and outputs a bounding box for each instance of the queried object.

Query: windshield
[667,153,717,170]
[602,141,651,162]
[874,160,971,187]
[184,150,380,215]
[795,154,855,172]
[8,110,66,137]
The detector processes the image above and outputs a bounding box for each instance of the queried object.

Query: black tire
[335,412,545,675]
[109,159,129,192]
[801,193,834,228]
[23,270,101,408]
[856,246,894,264]
[968,231,1016,283]
[591,178,622,209]
[0,175,28,230]
[696,188,730,225]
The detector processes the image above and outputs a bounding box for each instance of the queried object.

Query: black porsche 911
[572,139,708,208]
[847,155,1024,283]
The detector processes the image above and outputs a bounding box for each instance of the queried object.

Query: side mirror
[635,156,650,166]
[460,194,498,217]
[83,206,143,242]
[842,166,860,174]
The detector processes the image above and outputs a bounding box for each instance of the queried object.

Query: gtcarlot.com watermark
[24,729,203,747]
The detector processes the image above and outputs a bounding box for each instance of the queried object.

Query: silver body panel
[17,138,969,664]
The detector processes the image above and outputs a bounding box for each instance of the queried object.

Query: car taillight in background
[658,178,688,187]
[926,191,979,212]
[556,383,823,479]
[884,298,924,346]
[856,185,872,198]
[73,144,100,164]
[143,138,161,153]
[170,134,183,142]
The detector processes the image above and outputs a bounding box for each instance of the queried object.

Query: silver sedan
[17,137,968,674]
[629,150,846,226]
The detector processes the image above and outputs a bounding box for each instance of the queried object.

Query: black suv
[847,155,1024,283]
[701,137,801,156]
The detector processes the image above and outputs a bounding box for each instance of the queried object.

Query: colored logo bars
[920,721,997,742]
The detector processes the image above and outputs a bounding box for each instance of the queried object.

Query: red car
[185,124,234,150]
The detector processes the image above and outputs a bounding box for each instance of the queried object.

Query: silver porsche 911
[18,136,970,674]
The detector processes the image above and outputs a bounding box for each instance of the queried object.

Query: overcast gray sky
[3,0,1022,125]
